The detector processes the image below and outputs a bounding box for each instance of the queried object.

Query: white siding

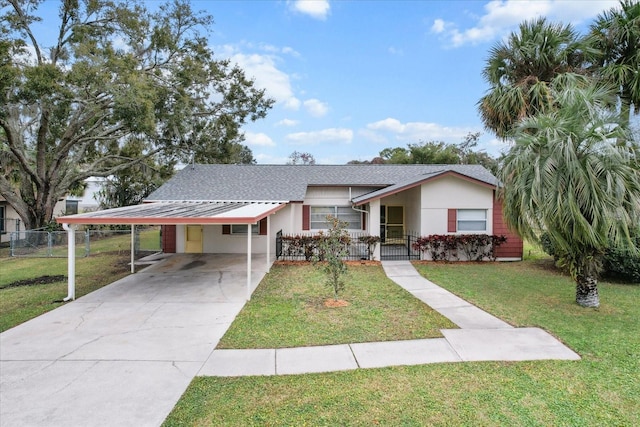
[174,204,295,254]
[420,176,494,236]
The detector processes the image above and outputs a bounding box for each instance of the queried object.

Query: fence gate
[275,230,283,259]
[380,231,421,260]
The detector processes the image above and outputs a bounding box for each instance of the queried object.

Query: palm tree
[589,0,640,127]
[500,76,640,307]
[479,17,595,138]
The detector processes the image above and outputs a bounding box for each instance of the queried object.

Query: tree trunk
[575,274,600,308]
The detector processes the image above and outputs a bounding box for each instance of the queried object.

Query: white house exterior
[55,164,523,301]
[57,164,523,260]
[127,164,523,261]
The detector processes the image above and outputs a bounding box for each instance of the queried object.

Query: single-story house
[60,164,523,260]
[56,164,523,300]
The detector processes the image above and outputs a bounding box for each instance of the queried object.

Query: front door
[185,225,203,253]
[380,205,404,243]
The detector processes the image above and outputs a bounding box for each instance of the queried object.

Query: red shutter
[362,211,366,231]
[447,209,457,233]
[161,225,176,253]
[302,205,310,230]
[222,225,231,235]
[259,218,267,235]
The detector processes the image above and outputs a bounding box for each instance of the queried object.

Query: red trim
[302,205,310,230]
[447,209,457,233]
[56,203,287,225]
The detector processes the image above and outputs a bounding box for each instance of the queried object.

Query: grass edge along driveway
[218,263,456,349]
[165,259,640,426]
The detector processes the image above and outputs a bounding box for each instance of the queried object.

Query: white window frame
[457,209,487,232]
[230,224,259,235]
[310,206,361,230]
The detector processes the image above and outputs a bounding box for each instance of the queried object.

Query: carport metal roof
[56,201,287,304]
[56,201,287,225]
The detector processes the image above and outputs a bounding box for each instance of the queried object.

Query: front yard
[218,263,455,349]
[165,258,640,426]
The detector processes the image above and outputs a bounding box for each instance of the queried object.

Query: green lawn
[165,258,640,426]
[218,263,456,349]
[0,231,157,332]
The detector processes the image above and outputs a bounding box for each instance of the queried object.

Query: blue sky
[202,0,619,164]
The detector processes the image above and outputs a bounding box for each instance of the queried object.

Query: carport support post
[62,223,77,301]
[131,224,136,274]
[266,215,270,268]
[247,223,252,301]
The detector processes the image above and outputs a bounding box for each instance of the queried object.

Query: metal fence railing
[9,227,162,258]
[275,230,380,261]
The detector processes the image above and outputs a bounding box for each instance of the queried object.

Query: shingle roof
[145,164,499,202]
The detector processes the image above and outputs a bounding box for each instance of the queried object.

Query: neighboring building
[0,196,22,244]
[63,177,103,215]
[58,164,523,260]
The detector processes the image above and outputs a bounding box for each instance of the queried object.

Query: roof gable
[352,170,497,205]
[146,164,499,202]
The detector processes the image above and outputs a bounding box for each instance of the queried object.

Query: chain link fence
[9,227,161,258]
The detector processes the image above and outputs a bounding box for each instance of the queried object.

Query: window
[457,209,487,232]
[0,206,4,233]
[230,224,259,235]
[222,218,267,235]
[310,206,361,230]
[65,200,78,215]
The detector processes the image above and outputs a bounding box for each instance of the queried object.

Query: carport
[56,201,287,301]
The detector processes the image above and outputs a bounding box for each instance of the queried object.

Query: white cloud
[388,46,404,56]
[258,43,301,57]
[221,46,301,110]
[245,132,276,147]
[433,0,619,47]
[286,128,353,145]
[431,19,446,34]
[276,119,299,127]
[290,0,331,20]
[363,118,475,144]
[303,98,329,117]
[254,153,289,164]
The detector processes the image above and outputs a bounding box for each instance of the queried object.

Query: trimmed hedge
[412,234,507,261]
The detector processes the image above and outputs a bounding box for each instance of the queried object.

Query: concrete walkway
[1,257,580,426]
[201,261,579,377]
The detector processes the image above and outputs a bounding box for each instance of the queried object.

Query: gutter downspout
[349,186,369,219]
[62,223,76,301]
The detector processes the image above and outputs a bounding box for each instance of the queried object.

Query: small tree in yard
[313,216,351,301]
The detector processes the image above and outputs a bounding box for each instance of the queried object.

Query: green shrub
[540,231,640,283]
[412,234,507,261]
[603,234,640,283]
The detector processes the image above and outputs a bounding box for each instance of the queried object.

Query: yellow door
[386,206,404,243]
[185,225,203,253]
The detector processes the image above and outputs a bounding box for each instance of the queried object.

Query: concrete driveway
[0,253,270,427]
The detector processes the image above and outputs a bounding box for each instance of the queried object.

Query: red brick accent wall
[161,225,176,253]
[447,209,457,232]
[493,194,523,258]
